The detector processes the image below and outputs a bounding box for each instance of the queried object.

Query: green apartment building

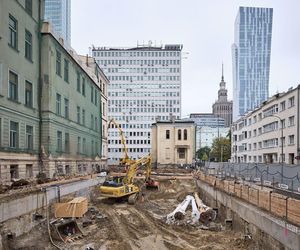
[0,0,104,183]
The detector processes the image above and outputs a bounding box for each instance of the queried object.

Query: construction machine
[108,119,135,169]
[100,154,158,204]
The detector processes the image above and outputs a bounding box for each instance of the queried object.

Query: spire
[221,62,224,82]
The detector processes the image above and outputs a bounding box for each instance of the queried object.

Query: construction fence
[202,162,300,193]
[194,171,300,229]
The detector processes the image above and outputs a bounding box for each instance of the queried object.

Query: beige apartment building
[151,121,196,167]
[231,85,300,165]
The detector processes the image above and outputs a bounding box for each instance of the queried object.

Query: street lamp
[270,114,284,183]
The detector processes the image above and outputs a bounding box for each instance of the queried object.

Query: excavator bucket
[145,179,159,189]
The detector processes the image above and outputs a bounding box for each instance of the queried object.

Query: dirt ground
[12,178,255,250]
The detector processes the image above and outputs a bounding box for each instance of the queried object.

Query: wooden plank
[287,198,300,226]
[234,183,242,198]
[54,197,88,218]
[241,185,249,201]
[270,193,287,218]
[249,187,259,206]
[258,189,272,211]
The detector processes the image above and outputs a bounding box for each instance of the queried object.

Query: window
[178,129,182,140]
[184,129,187,140]
[64,59,69,82]
[166,129,170,139]
[281,119,286,129]
[77,106,81,123]
[10,121,18,148]
[77,137,81,153]
[56,93,61,115]
[25,81,33,107]
[102,102,105,116]
[9,14,18,49]
[77,72,80,92]
[95,90,97,105]
[178,148,185,159]
[56,50,61,76]
[82,77,85,96]
[288,116,295,126]
[280,101,286,111]
[82,109,85,125]
[25,0,32,15]
[26,125,33,150]
[9,71,18,101]
[288,96,295,108]
[26,164,33,178]
[91,86,94,103]
[25,30,32,61]
[91,114,94,129]
[65,133,70,153]
[289,135,295,145]
[57,131,62,152]
[64,98,69,119]
[83,138,86,154]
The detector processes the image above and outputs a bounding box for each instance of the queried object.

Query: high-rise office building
[212,65,233,127]
[92,44,183,164]
[44,0,71,45]
[232,7,273,121]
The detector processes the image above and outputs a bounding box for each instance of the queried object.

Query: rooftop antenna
[221,62,224,82]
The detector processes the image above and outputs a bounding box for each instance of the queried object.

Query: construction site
[1,167,255,250]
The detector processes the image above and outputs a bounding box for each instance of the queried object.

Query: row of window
[108,91,180,98]
[109,107,180,114]
[104,67,180,74]
[107,75,180,82]
[166,129,188,140]
[109,99,179,106]
[56,131,99,156]
[108,147,149,153]
[98,59,180,66]
[8,70,33,107]
[8,14,33,61]
[94,51,180,58]
[3,120,34,150]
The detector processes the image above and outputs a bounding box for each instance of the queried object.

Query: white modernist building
[231,85,300,165]
[92,44,183,164]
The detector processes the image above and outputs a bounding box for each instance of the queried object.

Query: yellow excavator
[100,154,159,204]
[108,118,135,169]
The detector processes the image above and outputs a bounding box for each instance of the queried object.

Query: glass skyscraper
[232,7,273,121]
[44,0,71,45]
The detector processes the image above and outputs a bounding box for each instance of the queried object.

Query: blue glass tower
[44,0,71,45]
[232,7,273,121]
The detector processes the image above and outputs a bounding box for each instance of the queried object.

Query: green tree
[196,146,211,161]
[210,137,231,162]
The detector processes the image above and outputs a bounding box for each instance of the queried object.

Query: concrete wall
[196,179,300,250]
[0,176,105,244]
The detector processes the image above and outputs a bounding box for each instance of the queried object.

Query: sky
[71,0,300,118]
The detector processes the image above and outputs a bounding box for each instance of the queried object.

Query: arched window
[184,129,187,140]
[178,129,182,140]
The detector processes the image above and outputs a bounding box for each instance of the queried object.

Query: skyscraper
[212,64,233,127]
[92,43,182,164]
[44,0,71,45]
[232,7,273,121]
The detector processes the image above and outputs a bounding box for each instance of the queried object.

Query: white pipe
[166,195,193,224]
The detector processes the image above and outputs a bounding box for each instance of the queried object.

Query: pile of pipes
[166,193,216,225]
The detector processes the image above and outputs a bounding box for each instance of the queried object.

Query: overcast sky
[71,0,300,118]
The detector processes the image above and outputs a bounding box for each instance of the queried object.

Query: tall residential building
[92,44,183,164]
[232,7,273,121]
[44,0,71,45]
[212,65,233,127]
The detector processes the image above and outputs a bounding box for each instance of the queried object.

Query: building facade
[231,86,300,165]
[188,113,225,127]
[44,0,71,46]
[40,23,102,178]
[78,55,109,169]
[151,121,195,167]
[212,66,233,127]
[92,44,183,164]
[232,7,273,121]
[0,0,41,181]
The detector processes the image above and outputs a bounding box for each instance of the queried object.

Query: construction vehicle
[100,154,158,204]
[108,119,135,169]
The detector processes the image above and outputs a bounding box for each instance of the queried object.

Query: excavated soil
[11,178,255,250]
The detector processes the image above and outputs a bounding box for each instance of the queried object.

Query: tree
[196,146,211,161]
[210,137,231,162]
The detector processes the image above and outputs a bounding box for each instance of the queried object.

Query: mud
[11,178,255,250]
